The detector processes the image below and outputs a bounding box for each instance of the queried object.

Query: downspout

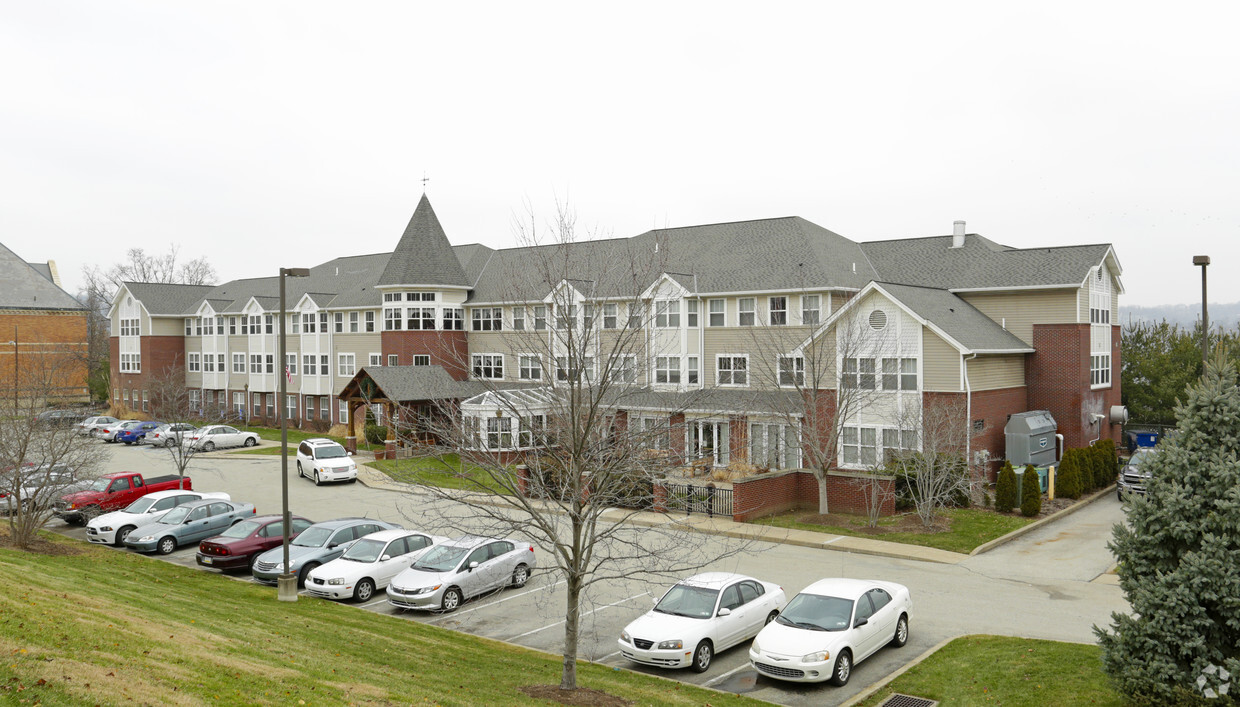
[963,353,977,492]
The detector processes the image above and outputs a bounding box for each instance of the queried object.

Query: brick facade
[382,331,469,380]
[110,335,186,412]
[1026,323,1123,451]
[732,469,894,522]
[1,310,89,401]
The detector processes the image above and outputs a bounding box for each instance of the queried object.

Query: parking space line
[428,578,567,623]
[703,662,750,687]
[506,592,648,642]
[598,650,623,663]
[360,596,390,609]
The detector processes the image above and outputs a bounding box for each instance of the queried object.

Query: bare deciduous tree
[144,366,204,489]
[887,394,971,528]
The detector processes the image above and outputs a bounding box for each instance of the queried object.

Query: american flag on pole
[285,365,292,383]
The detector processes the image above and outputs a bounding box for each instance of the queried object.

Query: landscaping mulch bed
[520,684,632,707]
[0,526,83,556]
[786,494,1082,536]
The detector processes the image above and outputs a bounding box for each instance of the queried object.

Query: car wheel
[243,437,256,447]
[115,526,136,546]
[297,461,304,478]
[1117,488,1124,502]
[165,439,175,448]
[511,564,529,588]
[828,649,852,686]
[354,578,375,602]
[691,640,713,673]
[891,614,909,648]
[314,472,322,486]
[298,562,319,588]
[441,587,463,612]
[765,610,779,625]
[204,442,215,452]
[157,536,177,555]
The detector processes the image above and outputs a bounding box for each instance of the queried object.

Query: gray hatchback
[251,517,402,586]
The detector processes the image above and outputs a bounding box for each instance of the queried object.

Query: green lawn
[249,426,349,447]
[369,453,516,495]
[229,446,289,455]
[857,635,1122,706]
[753,507,1035,554]
[0,533,764,707]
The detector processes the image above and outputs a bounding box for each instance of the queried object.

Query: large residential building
[109,196,1122,479]
[1,242,89,402]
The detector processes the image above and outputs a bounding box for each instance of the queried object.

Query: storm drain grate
[880,695,938,707]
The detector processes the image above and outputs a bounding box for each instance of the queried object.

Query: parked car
[295,438,359,485]
[386,535,536,612]
[306,528,445,602]
[2,463,89,515]
[749,578,911,686]
[99,420,143,443]
[196,514,314,571]
[619,573,786,673]
[54,471,193,524]
[145,423,197,447]
[182,425,260,451]
[86,489,231,545]
[35,409,89,427]
[252,517,402,586]
[123,498,256,554]
[1117,448,1156,501]
[117,421,164,445]
[76,416,118,437]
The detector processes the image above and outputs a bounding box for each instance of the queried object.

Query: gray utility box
[1005,411,1058,467]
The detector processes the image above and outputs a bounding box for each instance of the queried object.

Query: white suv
[296,438,358,486]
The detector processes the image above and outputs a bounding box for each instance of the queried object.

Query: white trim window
[486,417,513,450]
[339,400,348,424]
[750,422,801,470]
[185,319,193,336]
[265,355,275,374]
[1090,266,1112,388]
[369,353,382,366]
[611,354,637,383]
[217,354,226,372]
[716,354,749,386]
[320,354,329,377]
[338,353,356,377]
[841,357,877,390]
[603,304,618,329]
[582,304,595,331]
[229,317,237,335]
[303,354,317,376]
[519,414,546,448]
[641,416,671,450]
[778,355,805,387]
[519,354,542,381]
[533,305,547,331]
[266,315,275,334]
[250,354,263,374]
[285,353,297,376]
[119,352,141,372]
[842,426,878,466]
[687,356,699,385]
[708,299,725,327]
[555,304,577,330]
[187,353,201,372]
[406,307,435,330]
[203,354,215,373]
[555,355,594,383]
[383,306,402,331]
[882,428,918,463]
[1092,355,1111,387]
[253,392,262,416]
[655,356,680,384]
[471,308,502,331]
[232,353,245,374]
[881,358,918,390]
[305,395,315,420]
[189,389,201,409]
[334,312,344,333]
[286,394,297,420]
[119,317,140,336]
[655,300,680,328]
[233,392,245,416]
[291,315,300,334]
[472,354,504,380]
[627,303,644,329]
[738,298,756,326]
[512,306,526,331]
[365,311,376,332]
[387,354,398,367]
[349,311,359,333]
[686,300,698,328]
[413,355,430,366]
[769,296,787,326]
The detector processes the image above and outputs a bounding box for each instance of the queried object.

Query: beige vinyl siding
[149,317,183,336]
[1078,283,1089,323]
[957,289,1078,346]
[467,332,523,381]
[702,326,810,390]
[922,329,960,391]
[967,354,1025,390]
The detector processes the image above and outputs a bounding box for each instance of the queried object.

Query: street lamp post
[277,266,310,601]
[1194,255,1210,368]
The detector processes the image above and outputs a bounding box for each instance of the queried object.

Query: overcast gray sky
[3,1,1237,307]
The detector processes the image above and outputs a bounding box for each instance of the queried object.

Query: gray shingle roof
[873,282,1033,353]
[122,282,215,315]
[27,262,53,283]
[862,234,1111,290]
[377,194,470,288]
[0,243,84,311]
[604,387,806,415]
[347,365,495,402]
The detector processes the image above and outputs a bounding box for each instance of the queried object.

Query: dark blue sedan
[117,421,163,445]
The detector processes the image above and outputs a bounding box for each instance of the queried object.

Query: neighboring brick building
[110,199,1124,497]
[0,242,89,403]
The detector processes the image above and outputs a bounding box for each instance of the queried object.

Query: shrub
[1093,439,1117,489]
[1056,449,1082,499]
[995,460,1018,513]
[1020,464,1043,516]
[364,423,388,445]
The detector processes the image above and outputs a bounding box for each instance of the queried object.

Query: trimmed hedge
[1020,463,1043,516]
[995,460,1018,513]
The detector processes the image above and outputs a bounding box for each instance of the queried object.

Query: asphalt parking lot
[50,440,1129,706]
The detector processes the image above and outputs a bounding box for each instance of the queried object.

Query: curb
[841,635,961,707]
[969,483,1117,556]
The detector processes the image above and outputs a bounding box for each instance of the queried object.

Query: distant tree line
[1121,320,1240,425]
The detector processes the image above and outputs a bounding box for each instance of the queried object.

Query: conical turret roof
[377,194,470,288]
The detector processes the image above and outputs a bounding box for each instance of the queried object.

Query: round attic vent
[868,309,888,330]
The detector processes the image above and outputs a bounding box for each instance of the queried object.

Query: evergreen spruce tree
[1019,464,1042,517]
[1096,359,1240,704]
[1080,447,1099,493]
[1056,449,1082,499]
[1094,439,1118,489]
[995,460,1018,513]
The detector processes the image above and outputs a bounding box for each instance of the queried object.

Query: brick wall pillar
[653,482,668,513]
[516,464,529,497]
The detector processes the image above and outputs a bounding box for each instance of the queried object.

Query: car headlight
[802,650,830,662]
[327,578,346,585]
[657,640,682,650]
[99,526,113,532]
[414,585,441,595]
[67,503,78,510]
[751,639,760,654]
[273,562,285,572]
[137,535,155,542]
[620,630,631,644]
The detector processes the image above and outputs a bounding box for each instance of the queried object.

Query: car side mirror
[380,555,391,562]
[468,561,479,571]
[717,608,732,617]
[347,452,353,457]
[854,617,869,628]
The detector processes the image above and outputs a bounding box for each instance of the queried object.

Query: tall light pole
[277,266,310,601]
[1194,255,1210,369]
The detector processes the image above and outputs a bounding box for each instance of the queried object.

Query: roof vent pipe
[952,220,966,248]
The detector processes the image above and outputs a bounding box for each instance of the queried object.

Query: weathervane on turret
[422,172,430,193]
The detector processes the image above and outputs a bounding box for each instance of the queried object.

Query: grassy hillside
[0,534,761,706]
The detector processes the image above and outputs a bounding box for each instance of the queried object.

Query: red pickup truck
[54,472,192,525]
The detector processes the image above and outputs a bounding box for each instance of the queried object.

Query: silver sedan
[387,536,536,612]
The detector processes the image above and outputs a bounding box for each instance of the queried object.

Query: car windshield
[653,583,719,619]
[411,544,467,572]
[341,538,385,563]
[124,497,158,513]
[160,506,192,525]
[293,527,334,547]
[775,593,853,631]
[1128,451,1153,468]
[88,478,112,492]
[220,520,261,538]
[315,445,347,459]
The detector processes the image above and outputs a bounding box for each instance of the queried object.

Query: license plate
[202,557,212,564]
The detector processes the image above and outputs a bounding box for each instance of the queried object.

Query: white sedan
[749,578,911,686]
[619,572,785,673]
[305,529,445,602]
[183,425,260,451]
[85,490,231,545]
